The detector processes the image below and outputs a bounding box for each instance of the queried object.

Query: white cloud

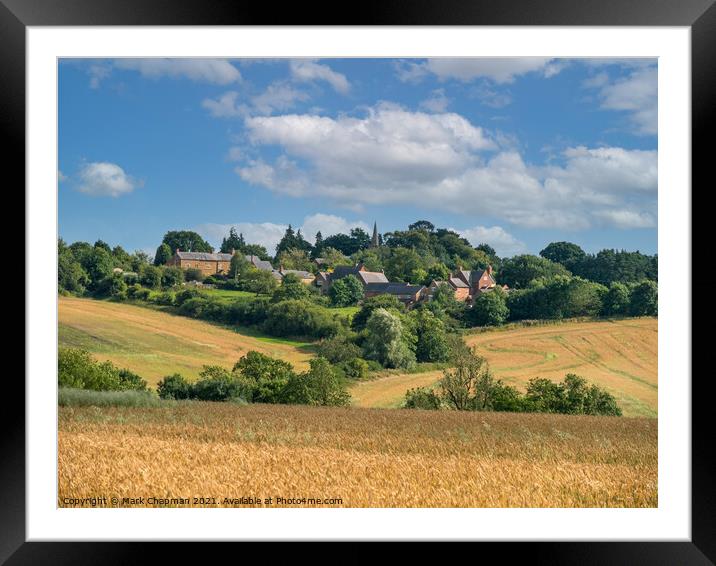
[76,162,141,197]
[453,225,527,257]
[195,213,368,254]
[289,60,350,94]
[420,89,450,112]
[397,58,560,84]
[202,83,309,118]
[113,58,241,85]
[585,66,657,135]
[593,210,656,229]
[236,105,656,231]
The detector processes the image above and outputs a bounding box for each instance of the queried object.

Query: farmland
[58,296,313,386]
[58,402,657,508]
[350,318,658,417]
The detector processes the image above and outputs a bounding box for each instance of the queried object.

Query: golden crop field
[351,318,657,417]
[58,402,657,508]
[58,296,313,385]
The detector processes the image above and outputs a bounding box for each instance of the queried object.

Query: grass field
[58,402,657,508]
[58,296,313,386]
[350,318,658,417]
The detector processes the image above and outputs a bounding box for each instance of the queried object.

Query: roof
[176,251,232,262]
[449,277,469,288]
[357,271,389,284]
[280,269,314,279]
[364,282,425,296]
[331,265,361,279]
[245,255,274,272]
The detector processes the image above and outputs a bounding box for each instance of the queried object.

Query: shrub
[351,294,404,331]
[338,357,370,380]
[127,284,151,301]
[58,348,146,391]
[315,334,362,364]
[185,268,204,282]
[412,309,451,363]
[161,266,185,288]
[233,351,296,404]
[263,300,341,339]
[226,297,270,326]
[94,274,128,300]
[175,287,204,306]
[157,373,192,400]
[139,265,163,290]
[602,282,631,316]
[271,273,311,303]
[280,357,351,406]
[404,387,441,410]
[191,366,246,402]
[153,291,176,306]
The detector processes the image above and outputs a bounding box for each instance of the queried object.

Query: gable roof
[245,255,274,272]
[176,251,232,262]
[280,269,314,279]
[357,271,389,284]
[449,276,470,289]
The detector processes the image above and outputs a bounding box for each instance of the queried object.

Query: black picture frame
[4,0,712,562]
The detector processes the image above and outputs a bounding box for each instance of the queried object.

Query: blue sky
[58,57,657,257]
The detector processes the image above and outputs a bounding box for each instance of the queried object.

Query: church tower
[371,221,380,248]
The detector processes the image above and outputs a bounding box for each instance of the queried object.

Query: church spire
[371,221,379,248]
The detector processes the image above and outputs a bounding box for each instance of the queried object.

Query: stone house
[167,250,233,276]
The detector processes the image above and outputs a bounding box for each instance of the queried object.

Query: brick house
[319,263,389,294]
[454,265,502,297]
[364,282,426,305]
[427,277,470,302]
[167,250,234,276]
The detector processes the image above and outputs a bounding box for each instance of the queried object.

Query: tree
[276,248,313,271]
[275,224,312,256]
[318,246,348,269]
[475,243,496,258]
[329,274,363,307]
[243,244,271,260]
[185,268,204,282]
[384,247,423,282]
[162,230,213,253]
[94,239,112,253]
[499,254,570,288]
[239,268,278,295]
[58,247,89,294]
[83,246,114,288]
[220,227,246,253]
[629,280,658,316]
[438,348,497,410]
[281,357,351,406]
[362,308,416,369]
[404,387,441,409]
[157,373,192,400]
[139,264,163,289]
[233,351,296,403]
[153,243,173,266]
[351,294,404,332]
[469,288,509,327]
[539,241,586,269]
[602,282,631,316]
[408,220,435,232]
[412,309,451,363]
[313,231,324,253]
[161,266,184,288]
[229,253,251,279]
[271,273,310,302]
[426,263,450,283]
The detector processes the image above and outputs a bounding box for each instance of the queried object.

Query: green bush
[58,348,146,391]
[175,287,204,306]
[404,387,441,410]
[280,357,351,406]
[263,299,341,339]
[185,268,204,282]
[233,351,295,403]
[191,366,246,402]
[226,298,269,326]
[153,291,176,306]
[315,334,362,364]
[157,373,192,400]
[338,357,370,380]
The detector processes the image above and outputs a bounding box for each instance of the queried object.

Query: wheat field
[58,403,657,508]
[351,318,657,417]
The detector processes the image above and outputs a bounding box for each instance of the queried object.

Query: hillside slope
[350,318,657,417]
[58,296,313,385]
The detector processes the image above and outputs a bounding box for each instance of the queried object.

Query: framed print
[4,0,714,562]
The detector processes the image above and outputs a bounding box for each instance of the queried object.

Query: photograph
[56,56,659,509]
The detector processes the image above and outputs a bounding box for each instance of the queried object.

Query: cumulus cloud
[584,66,657,135]
[76,162,141,197]
[195,213,368,254]
[235,105,656,231]
[113,58,241,85]
[453,225,527,257]
[397,58,561,84]
[289,60,350,94]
